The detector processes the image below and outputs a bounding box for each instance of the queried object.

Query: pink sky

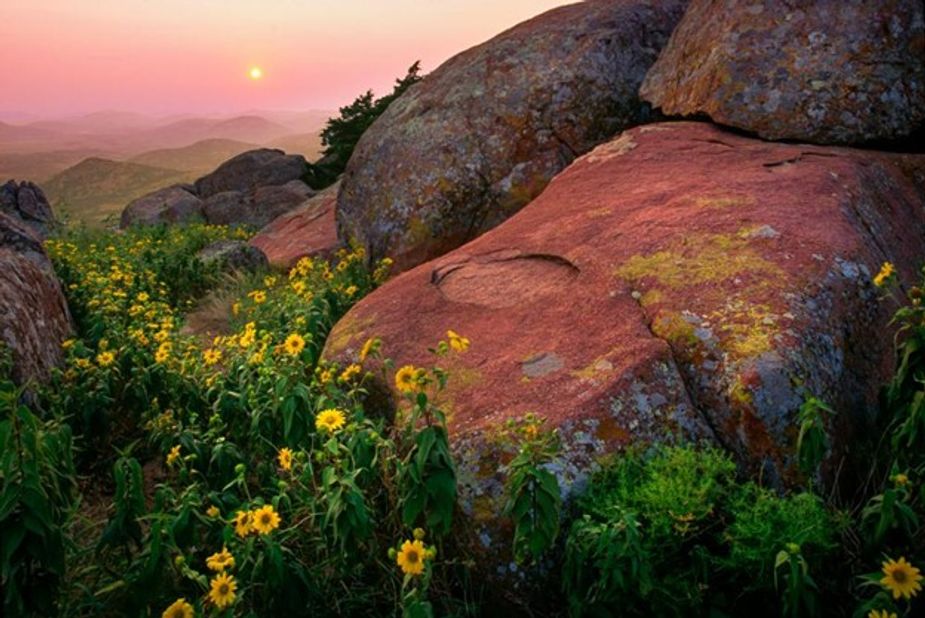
[2,0,568,118]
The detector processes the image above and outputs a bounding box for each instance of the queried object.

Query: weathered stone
[325,123,925,584]
[249,182,340,268]
[640,0,925,144]
[0,180,58,239]
[201,180,314,229]
[196,240,268,274]
[0,212,72,385]
[120,184,203,228]
[337,0,690,271]
[194,149,309,199]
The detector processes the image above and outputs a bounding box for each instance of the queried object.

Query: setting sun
[249,66,263,80]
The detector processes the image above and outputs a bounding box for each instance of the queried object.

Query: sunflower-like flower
[96,351,116,367]
[206,505,220,518]
[206,545,235,572]
[155,342,172,363]
[396,539,428,576]
[250,504,281,535]
[161,598,194,618]
[283,333,305,357]
[202,348,222,366]
[868,611,897,618]
[395,365,423,394]
[208,572,237,608]
[278,447,293,471]
[233,510,252,537]
[874,262,896,287]
[315,408,346,433]
[359,337,380,362]
[881,556,923,600]
[447,330,470,352]
[339,363,361,383]
[166,445,181,466]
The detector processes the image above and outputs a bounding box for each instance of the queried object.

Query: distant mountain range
[0,110,333,225]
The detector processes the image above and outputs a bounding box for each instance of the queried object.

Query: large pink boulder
[249,183,340,269]
[326,123,925,557]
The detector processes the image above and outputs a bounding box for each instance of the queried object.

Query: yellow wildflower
[206,546,235,572]
[339,363,361,383]
[278,447,293,471]
[359,337,379,362]
[874,262,895,287]
[396,539,427,576]
[868,611,897,618]
[206,505,220,518]
[166,445,181,466]
[283,333,306,357]
[395,365,421,394]
[316,408,346,433]
[208,572,237,608]
[96,351,116,367]
[161,598,194,618]
[250,505,281,535]
[203,348,222,366]
[233,510,252,537]
[447,329,470,352]
[881,556,923,600]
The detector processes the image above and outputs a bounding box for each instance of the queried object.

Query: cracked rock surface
[336,0,690,271]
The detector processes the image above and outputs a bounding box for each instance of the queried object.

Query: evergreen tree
[305,62,423,189]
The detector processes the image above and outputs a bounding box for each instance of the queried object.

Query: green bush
[306,62,423,189]
[564,445,835,617]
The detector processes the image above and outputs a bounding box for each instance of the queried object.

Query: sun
[249,66,263,80]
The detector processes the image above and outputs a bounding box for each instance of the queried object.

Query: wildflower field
[1,225,924,617]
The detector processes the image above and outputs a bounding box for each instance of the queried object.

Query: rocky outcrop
[196,240,268,274]
[0,180,58,239]
[337,0,690,271]
[120,184,204,227]
[194,149,309,198]
[325,123,925,573]
[202,179,314,229]
[249,182,340,269]
[121,149,314,229]
[640,0,925,144]
[0,212,72,386]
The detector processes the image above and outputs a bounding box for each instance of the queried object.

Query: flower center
[219,584,229,595]
[261,514,271,524]
[893,570,907,583]
[407,550,419,564]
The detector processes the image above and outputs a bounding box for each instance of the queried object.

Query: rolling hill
[44,157,194,226]
[129,138,260,174]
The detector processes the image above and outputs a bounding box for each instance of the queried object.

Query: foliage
[501,414,561,564]
[563,445,835,617]
[305,62,423,189]
[0,349,76,616]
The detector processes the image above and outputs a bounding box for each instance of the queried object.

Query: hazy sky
[2,0,568,118]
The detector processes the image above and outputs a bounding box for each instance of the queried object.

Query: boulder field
[337,0,691,272]
[640,0,925,144]
[325,122,925,578]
